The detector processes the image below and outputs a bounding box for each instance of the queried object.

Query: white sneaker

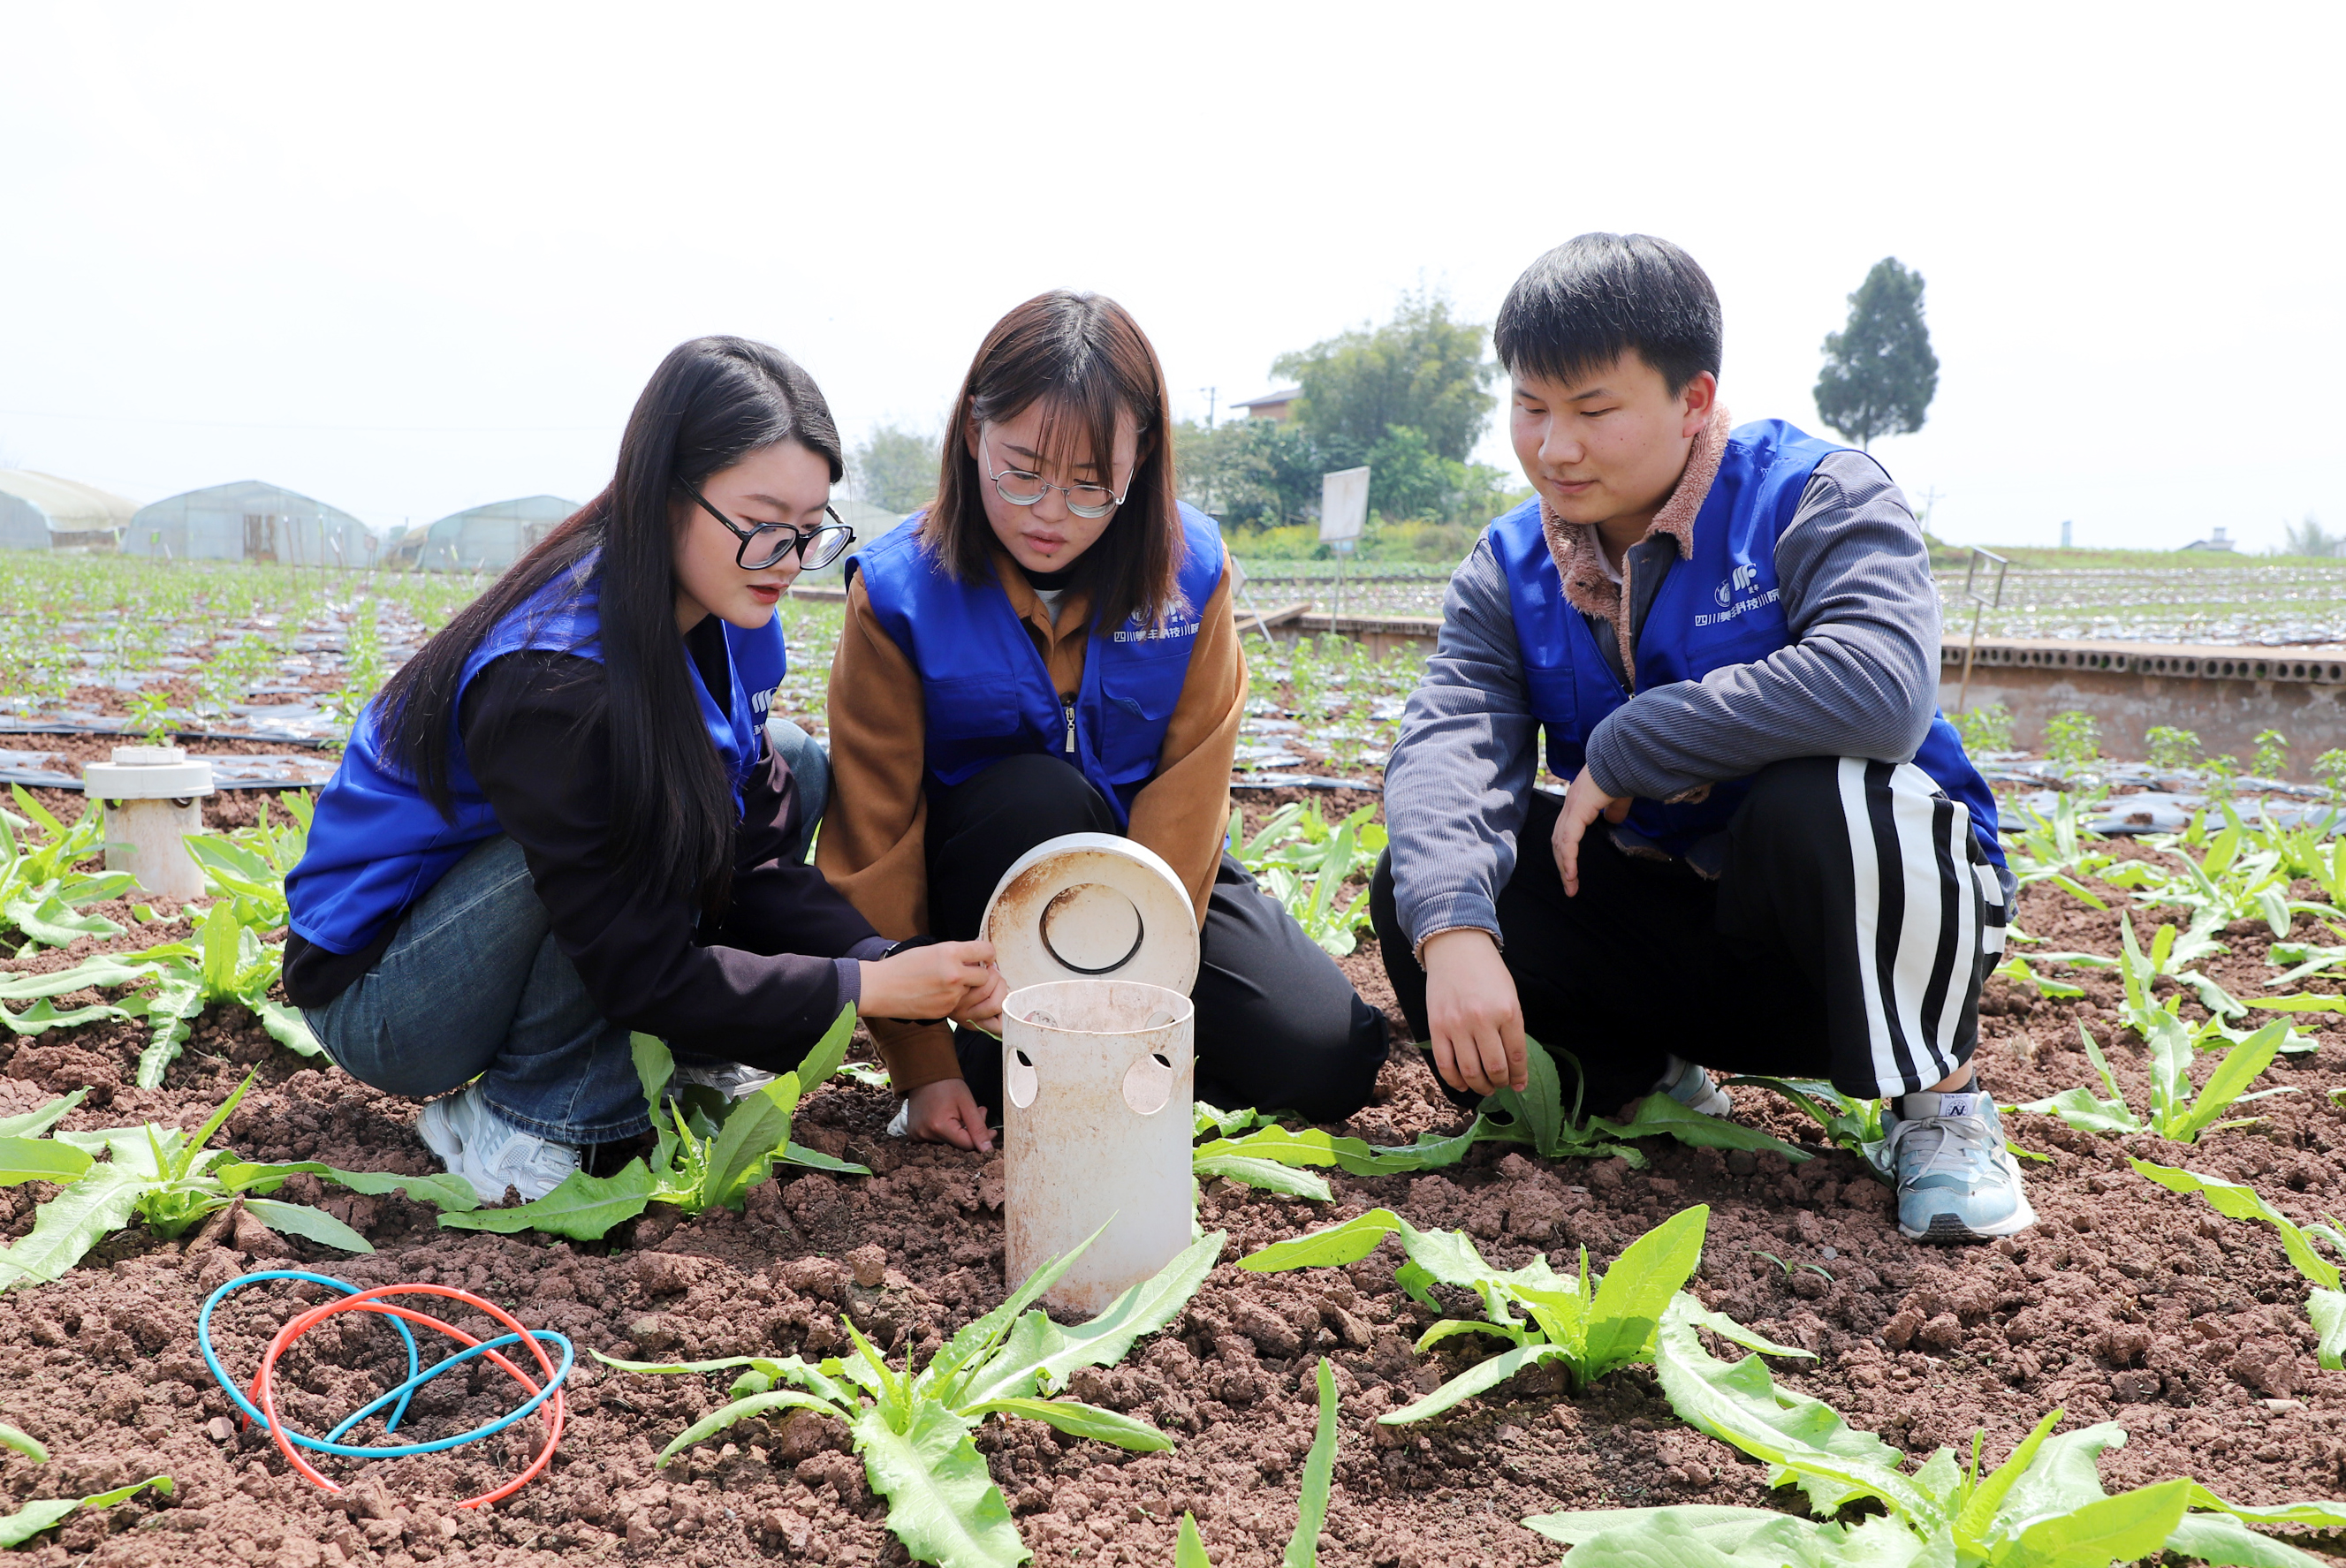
[672,1060,779,1101]
[416,1083,581,1203]
[1654,1054,1733,1117]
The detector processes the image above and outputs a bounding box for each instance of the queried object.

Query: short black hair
[1493,233,1722,394]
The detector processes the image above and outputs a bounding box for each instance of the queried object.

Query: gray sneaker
[672,1060,779,1101]
[1881,1089,2038,1242]
[416,1083,581,1204]
[1654,1054,1733,1117]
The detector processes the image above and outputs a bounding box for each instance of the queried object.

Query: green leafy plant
[1479,1040,1811,1167]
[2042,709,2099,767]
[1243,1203,1778,1416]
[2253,727,2290,779]
[2016,1009,2294,1142]
[1720,1078,1887,1169]
[1950,701,2012,754]
[1173,1357,1339,1567]
[2145,723,2203,771]
[1229,801,1385,957]
[0,1474,173,1549]
[0,1073,475,1289]
[180,791,312,930]
[602,1228,1223,1568]
[2001,792,2111,906]
[0,897,321,1084]
[1533,1295,2346,1565]
[2316,747,2346,802]
[0,786,133,953]
[442,1011,868,1239]
[2130,1159,2346,1370]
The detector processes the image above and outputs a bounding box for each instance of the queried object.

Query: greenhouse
[124,478,377,564]
[411,493,581,572]
[0,468,138,551]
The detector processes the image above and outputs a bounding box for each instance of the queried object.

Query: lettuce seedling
[0,785,134,953]
[2005,792,2114,906]
[1236,802,1384,958]
[0,1475,173,1549]
[0,898,323,1085]
[1244,1203,1780,1414]
[2017,1004,2295,1143]
[603,1227,1224,1568]
[2130,1158,2346,1370]
[1173,1357,1339,1568]
[0,1071,475,1289]
[179,790,311,930]
[442,1010,869,1241]
[1596,1297,2345,1565]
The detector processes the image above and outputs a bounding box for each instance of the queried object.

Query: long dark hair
[376,335,842,909]
[923,290,1184,631]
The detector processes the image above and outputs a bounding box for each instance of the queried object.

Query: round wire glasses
[982,437,1128,519]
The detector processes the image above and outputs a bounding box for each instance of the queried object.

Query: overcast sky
[4,3,2339,553]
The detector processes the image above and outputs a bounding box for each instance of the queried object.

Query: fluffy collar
[1537,403,1734,683]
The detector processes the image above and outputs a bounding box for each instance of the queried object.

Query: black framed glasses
[981,437,1127,519]
[679,481,855,570]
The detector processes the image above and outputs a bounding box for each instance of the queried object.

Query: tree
[1272,287,1498,463]
[1814,258,1939,451]
[2284,515,2341,557]
[848,422,942,514]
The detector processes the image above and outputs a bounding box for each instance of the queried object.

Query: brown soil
[4,835,2346,1566]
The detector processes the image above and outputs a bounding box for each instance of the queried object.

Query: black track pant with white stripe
[1370,755,2008,1115]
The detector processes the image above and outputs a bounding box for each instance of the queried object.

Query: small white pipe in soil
[82,745,214,901]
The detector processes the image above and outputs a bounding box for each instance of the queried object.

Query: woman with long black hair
[284,337,1004,1201]
[819,291,1388,1152]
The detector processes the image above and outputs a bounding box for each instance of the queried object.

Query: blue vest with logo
[1490,420,2004,866]
[849,504,1225,828]
[286,554,787,954]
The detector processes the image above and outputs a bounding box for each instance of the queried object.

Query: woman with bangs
[820,290,1388,1150]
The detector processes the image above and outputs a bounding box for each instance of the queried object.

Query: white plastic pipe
[81,746,213,902]
[1002,980,1195,1314]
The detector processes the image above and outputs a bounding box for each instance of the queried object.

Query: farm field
[5,555,2346,1565]
[1230,554,2346,648]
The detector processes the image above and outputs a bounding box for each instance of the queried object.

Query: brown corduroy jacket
[816,548,1243,1091]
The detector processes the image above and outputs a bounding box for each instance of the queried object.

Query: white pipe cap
[980,832,1200,996]
[82,745,215,799]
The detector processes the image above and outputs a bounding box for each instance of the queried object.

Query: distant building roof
[2182,526,2237,552]
[0,469,140,533]
[1230,388,1302,412]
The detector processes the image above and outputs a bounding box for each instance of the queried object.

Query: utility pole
[1197,387,1217,428]
[1916,485,1944,533]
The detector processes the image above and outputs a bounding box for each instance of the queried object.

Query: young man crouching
[1371,232,2034,1242]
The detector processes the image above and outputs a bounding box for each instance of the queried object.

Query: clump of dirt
[3,836,2346,1566]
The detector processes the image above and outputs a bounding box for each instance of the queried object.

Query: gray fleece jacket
[1385,440,1944,952]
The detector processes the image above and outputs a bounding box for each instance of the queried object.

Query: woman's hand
[906,1078,994,1153]
[952,966,1008,1034]
[861,940,998,1021]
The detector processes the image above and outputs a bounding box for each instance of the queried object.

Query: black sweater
[284,628,886,1070]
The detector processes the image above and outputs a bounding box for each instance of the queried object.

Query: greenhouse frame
[124,479,376,565]
[0,469,139,551]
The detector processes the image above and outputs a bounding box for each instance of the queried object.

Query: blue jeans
[305,716,831,1143]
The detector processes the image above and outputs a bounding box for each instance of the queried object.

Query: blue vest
[1490,420,2004,867]
[849,504,1226,828]
[286,555,787,954]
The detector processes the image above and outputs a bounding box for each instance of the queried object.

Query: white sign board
[1318,466,1370,543]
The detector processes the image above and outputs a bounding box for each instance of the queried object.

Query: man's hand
[861,940,998,1021]
[1422,928,1527,1095]
[1550,769,1631,897]
[905,1077,995,1153]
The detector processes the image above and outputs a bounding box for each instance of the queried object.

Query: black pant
[1370,756,1999,1116]
[929,754,1387,1122]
